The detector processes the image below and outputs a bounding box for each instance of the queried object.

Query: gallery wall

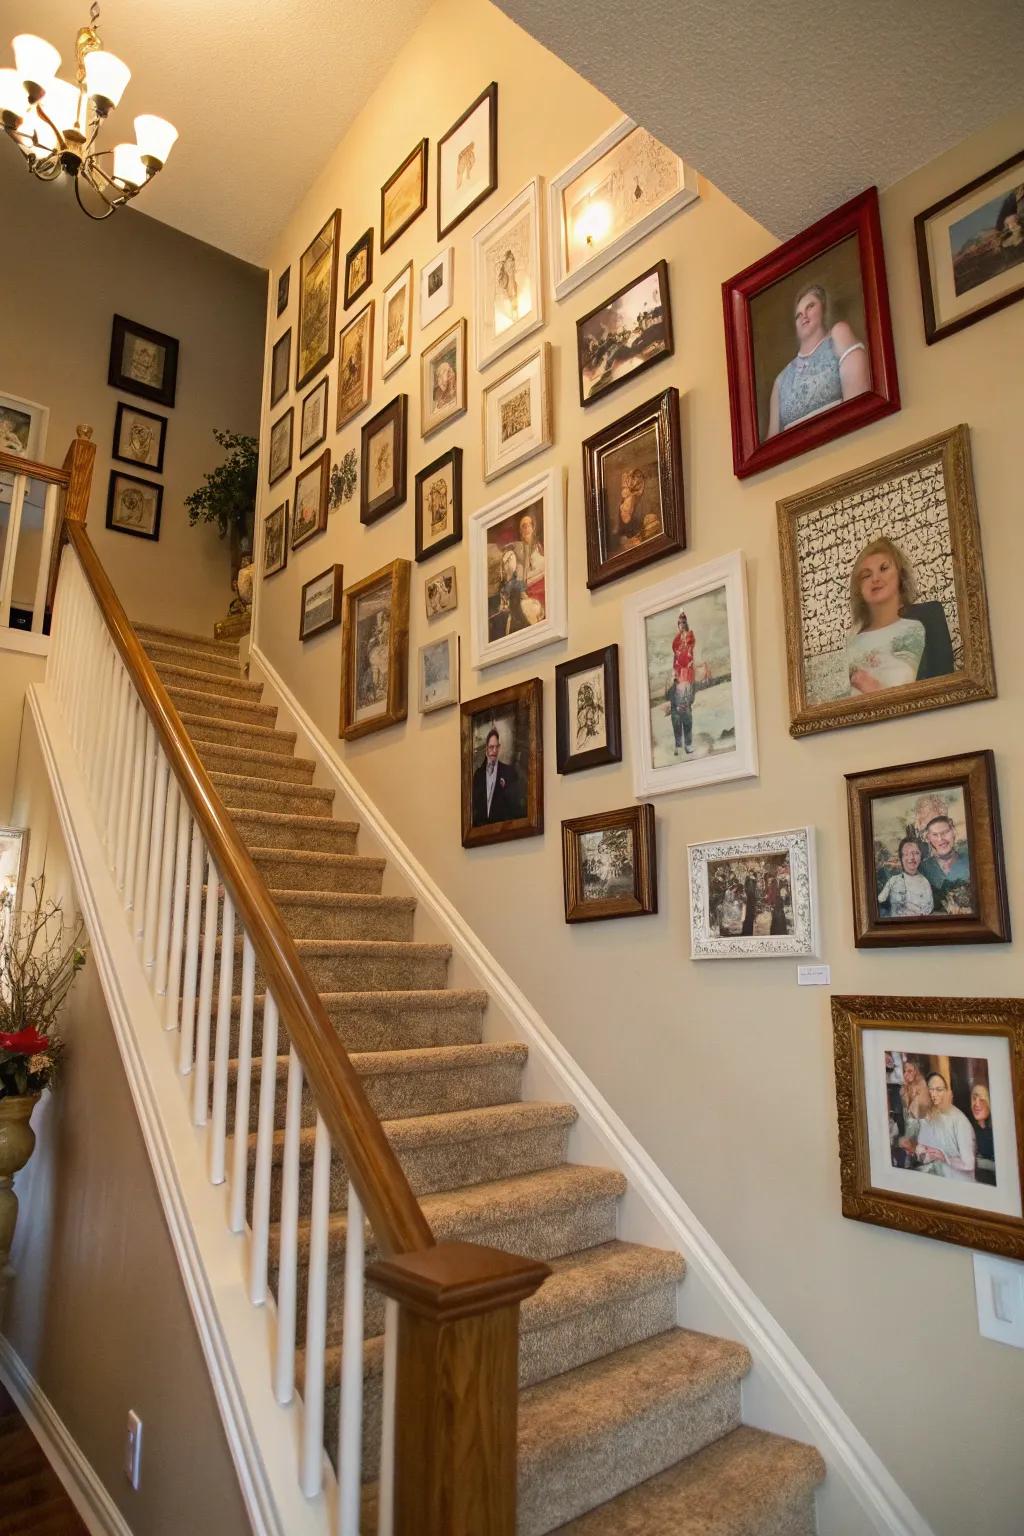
[252,1,1024,1529]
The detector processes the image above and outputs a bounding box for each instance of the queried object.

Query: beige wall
[254,5,1024,1530]
[1,151,265,637]
[0,649,44,823]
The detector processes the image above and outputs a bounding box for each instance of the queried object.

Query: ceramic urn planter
[0,1094,40,1268]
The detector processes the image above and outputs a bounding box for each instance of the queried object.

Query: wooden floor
[0,1403,89,1536]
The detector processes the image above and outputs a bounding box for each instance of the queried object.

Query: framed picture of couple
[688,826,818,960]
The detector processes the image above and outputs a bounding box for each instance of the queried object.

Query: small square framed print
[425,565,457,618]
[361,395,408,525]
[481,341,552,482]
[419,632,459,713]
[562,804,657,924]
[112,403,166,473]
[300,377,329,457]
[421,317,467,438]
[291,448,330,551]
[299,563,343,641]
[106,470,162,540]
[415,446,462,563]
[687,826,817,959]
[420,248,453,329]
[555,644,622,774]
[108,314,179,407]
[344,228,373,310]
[263,501,288,577]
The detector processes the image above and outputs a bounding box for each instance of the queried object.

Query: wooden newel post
[367,1240,550,1536]
[47,427,97,613]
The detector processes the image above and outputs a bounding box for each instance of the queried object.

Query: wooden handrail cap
[367,1241,550,1321]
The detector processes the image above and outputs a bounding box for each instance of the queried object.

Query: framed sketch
[270,330,291,407]
[481,341,552,481]
[291,448,330,551]
[472,177,544,370]
[296,209,340,391]
[276,267,290,317]
[777,424,995,737]
[382,262,414,379]
[421,317,467,438]
[263,501,288,577]
[112,403,166,472]
[0,827,30,930]
[460,677,543,848]
[360,395,407,525]
[299,563,343,641]
[415,446,462,563]
[832,994,1024,1260]
[344,228,373,310]
[846,750,1010,948]
[555,644,621,774]
[688,827,817,960]
[916,150,1024,344]
[469,467,567,670]
[425,565,457,618]
[623,549,758,797]
[582,385,685,591]
[577,259,673,407]
[562,804,656,924]
[340,558,410,739]
[421,247,453,329]
[549,118,698,302]
[723,188,900,478]
[381,139,428,252]
[106,470,162,540]
[108,315,179,407]
[437,82,498,239]
[419,632,459,713]
[336,301,374,431]
[300,377,329,457]
[268,407,293,487]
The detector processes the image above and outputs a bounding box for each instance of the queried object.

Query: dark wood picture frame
[380,139,429,253]
[360,395,408,525]
[267,407,293,487]
[846,750,1010,948]
[112,402,166,473]
[437,82,498,240]
[263,501,288,578]
[722,187,900,478]
[576,259,674,408]
[296,209,341,392]
[299,563,343,641]
[460,678,543,849]
[582,385,686,591]
[344,228,374,310]
[290,448,330,552]
[340,559,411,740]
[108,314,179,408]
[555,645,622,774]
[562,803,657,923]
[299,376,329,457]
[915,149,1024,345]
[105,469,163,541]
[270,329,291,407]
[832,994,1024,1260]
[276,266,290,317]
[415,446,462,563]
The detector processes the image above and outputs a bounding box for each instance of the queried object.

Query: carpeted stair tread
[166,684,278,728]
[152,658,265,699]
[134,621,240,659]
[234,817,360,855]
[230,1040,525,1101]
[178,710,298,756]
[209,886,413,941]
[249,847,384,891]
[228,987,489,1055]
[209,770,334,817]
[197,741,318,784]
[143,638,242,678]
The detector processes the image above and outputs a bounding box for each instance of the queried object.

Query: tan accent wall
[0,651,44,823]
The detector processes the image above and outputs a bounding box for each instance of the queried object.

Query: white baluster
[130,721,157,916]
[0,473,26,629]
[100,663,128,847]
[301,1113,331,1496]
[88,641,116,796]
[209,890,235,1184]
[274,1046,303,1403]
[376,1299,398,1536]
[339,1183,365,1536]
[177,825,205,1068]
[250,992,279,1305]
[30,481,59,635]
[104,670,131,859]
[142,754,170,957]
[122,705,147,906]
[229,935,257,1231]
[162,798,191,1021]
[114,696,138,890]
[192,858,219,1123]
[153,776,180,992]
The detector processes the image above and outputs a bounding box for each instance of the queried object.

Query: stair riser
[224,1001,485,1057]
[197,743,316,785]
[250,851,379,889]
[212,779,334,817]
[212,897,407,941]
[155,662,264,702]
[519,1284,678,1390]
[136,626,240,663]
[167,688,277,730]
[144,642,242,679]
[184,718,297,756]
[237,823,359,857]
[255,951,449,992]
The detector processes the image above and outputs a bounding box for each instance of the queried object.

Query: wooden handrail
[62,519,433,1259]
[0,450,71,486]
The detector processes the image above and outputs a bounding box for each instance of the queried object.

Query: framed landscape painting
[562,803,657,924]
[360,395,408,525]
[916,150,1024,344]
[340,559,410,739]
[437,81,498,239]
[582,385,686,590]
[688,826,817,959]
[336,301,374,431]
[415,446,462,563]
[299,563,343,641]
[469,467,567,670]
[460,678,543,848]
[106,470,162,541]
[296,209,340,391]
[577,259,674,406]
[108,314,179,407]
[381,139,428,252]
[112,403,166,473]
[473,177,544,370]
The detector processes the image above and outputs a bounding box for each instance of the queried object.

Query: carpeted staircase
[137,619,826,1536]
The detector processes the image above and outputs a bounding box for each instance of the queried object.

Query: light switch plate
[973,1252,1024,1348]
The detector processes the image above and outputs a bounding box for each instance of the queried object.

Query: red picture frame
[722,188,900,479]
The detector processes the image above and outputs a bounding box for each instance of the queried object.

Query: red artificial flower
[0,1027,50,1056]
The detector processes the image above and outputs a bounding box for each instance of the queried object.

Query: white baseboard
[250,640,935,1536]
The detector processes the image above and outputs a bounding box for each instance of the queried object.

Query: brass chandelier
[0,3,177,220]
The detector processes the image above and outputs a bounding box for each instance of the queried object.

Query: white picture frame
[623,549,758,797]
[549,117,699,302]
[0,826,30,926]
[481,342,552,482]
[420,247,454,329]
[0,390,50,507]
[381,261,413,379]
[687,826,818,960]
[469,466,567,670]
[418,632,460,713]
[472,177,545,371]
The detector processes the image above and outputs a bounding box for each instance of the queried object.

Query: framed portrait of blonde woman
[777,424,996,738]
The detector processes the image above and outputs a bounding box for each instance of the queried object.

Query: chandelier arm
[33,102,67,154]
[74,167,117,220]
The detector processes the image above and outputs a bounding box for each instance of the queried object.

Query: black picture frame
[437,82,498,240]
[555,644,622,774]
[915,149,1024,345]
[105,469,163,541]
[344,228,374,310]
[108,314,179,407]
[270,329,291,408]
[576,259,674,408]
[414,446,463,563]
[111,402,167,473]
[360,395,408,525]
[276,266,290,317]
[299,377,329,458]
[582,385,686,591]
[299,563,344,642]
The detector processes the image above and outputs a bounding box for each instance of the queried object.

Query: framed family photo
[360,395,407,525]
[296,210,340,391]
[420,317,467,438]
[381,139,428,252]
[340,559,410,739]
[108,314,179,407]
[420,248,453,329]
[723,188,899,478]
[291,448,330,551]
[112,403,166,473]
[582,385,685,590]
[438,82,498,239]
[344,227,373,310]
[460,678,543,848]
[270,329,291,407]
[562,803,656,924]
[473,177,544,370]
[415,446,462,563]
[267,408,293,487]
[106,470,162,541]
[554,644,622,774]
[276,267,290,317]
[577,259,673,406]
[336,301,374,431]
[481,341,552,481]
[299,563,343,641]
[832,995,1024,1260]
[263,501,288,577]
[299,377,329,457]
[382,262,414,379]
[425,566,457,618]
[846,750,1010,948]
[777,424,996,737]
[688,826,817,960]
[915,149,1024,344]
[469,466,567,670]
[418,632,459,714]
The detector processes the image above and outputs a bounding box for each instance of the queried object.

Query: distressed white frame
[688,825,818,960]
[469,466,567,670]
[472,177,545,370]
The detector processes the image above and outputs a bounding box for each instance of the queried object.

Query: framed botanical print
[340,558,410,739]
[481,341,552,481]
[382,262,414,379]
[263,501,288,577]
[270,329,291,408]
[425,566,457,618]
[623,549,758,797]
[381,139,428,252]
[687,827,817,959]
[460,678,543,848]
[420,317,467,438]
[469,467,567,670]
[549,118,698,301]
[299,377,328,457]
[777,425,995,737]
[336,301,374,431]
[360,395,408,525]
[106,470,162,540]
[276,267,290,317]
[723,188,900,478]
[108,314,179,407]
[562,804,656,924]
[296,209,340,391]
[915,150,1024,344]
[291,448,330,551]
[420,247,453,329]
[846,750,1010,948]
[472,177,544,370]
[577,260,673,406]
[832,994,1024,1260]
[112,403,166,473]
[415,446,462,563]
[267,407,293,487]
[555,644,622,774]
[344,228,373,310]
[437,82,498,239]
[582,386,685,590]
[419,632,459,714]
[299,563,343,641]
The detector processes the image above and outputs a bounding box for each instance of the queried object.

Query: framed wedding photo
[481,341,552,481]
[437,81,498,239]
[299,563,343,642]
[723,188,900,478]
[469,467,567,670]
[582,385,685,590]
[846,750,1010,949]
[267,408,293,487]
[360,395,408,525]
[299,377,329,457]
[263,501,288,578]
[832,994,1024,1260]
[562,804,656,924]
[420,248,453,329]
[106,470,162,540]
[296,210,340,391]
[916,150,1024,344]
[420,317,467,438]
[688,827,817,960]
[340,559,410,740]
[336,301,374,431]
[382,262,414,379]
[460,677,543,849]
[577,259,673,407]
[276,267,290,317]
[112,403,166,473]
[270,329,291,407]
[473,177,544,370]
[418,632,459,714]
[108,314,179,407]
[291,448,330,552]
[555,644,622,774]
[381,139,428,252]
[415,446,462,563]
[344,227,373,310]
[777,424,995,737]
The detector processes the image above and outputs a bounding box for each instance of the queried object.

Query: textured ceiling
[496,0,1024,237]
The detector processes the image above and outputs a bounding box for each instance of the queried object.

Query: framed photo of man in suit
[460,678,543,848]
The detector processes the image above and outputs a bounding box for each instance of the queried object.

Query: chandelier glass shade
[1,6,177,219]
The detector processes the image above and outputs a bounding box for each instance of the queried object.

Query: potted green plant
[185,429,259,576]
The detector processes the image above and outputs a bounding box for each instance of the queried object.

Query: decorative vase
[0,1094,40,1269]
